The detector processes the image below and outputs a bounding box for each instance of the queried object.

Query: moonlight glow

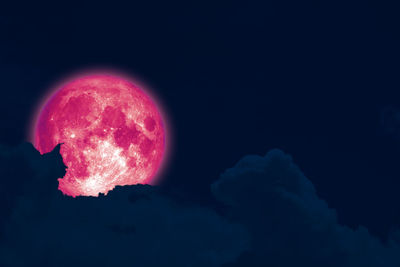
[33,74,166,197]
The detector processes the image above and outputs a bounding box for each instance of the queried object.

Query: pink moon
[33,74,166,197]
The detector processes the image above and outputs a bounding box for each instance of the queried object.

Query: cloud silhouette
[0,142,65,236]
[0,143,249,267]
[1,144,400,266]
[213,149,400,267]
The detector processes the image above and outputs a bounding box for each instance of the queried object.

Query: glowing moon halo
[33,74,166,197]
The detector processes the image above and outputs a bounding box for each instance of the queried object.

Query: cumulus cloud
[213,149,400,267]
[2,144,400,266]
[0,143,249,267]
[0,142,65,235]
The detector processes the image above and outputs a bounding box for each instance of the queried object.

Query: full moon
[33,74,166,197]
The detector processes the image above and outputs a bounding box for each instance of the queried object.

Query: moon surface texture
[34,75,165,197]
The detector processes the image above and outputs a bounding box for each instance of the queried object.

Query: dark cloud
[1,144,400,266]
[213,149,400,266]
[0,144,249,267]
[0,142,65,235]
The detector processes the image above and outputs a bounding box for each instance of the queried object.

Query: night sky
[2,1,400,266]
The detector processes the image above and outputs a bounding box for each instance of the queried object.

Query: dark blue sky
[1,0,400,244]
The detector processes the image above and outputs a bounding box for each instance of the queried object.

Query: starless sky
[1,1,400,239]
